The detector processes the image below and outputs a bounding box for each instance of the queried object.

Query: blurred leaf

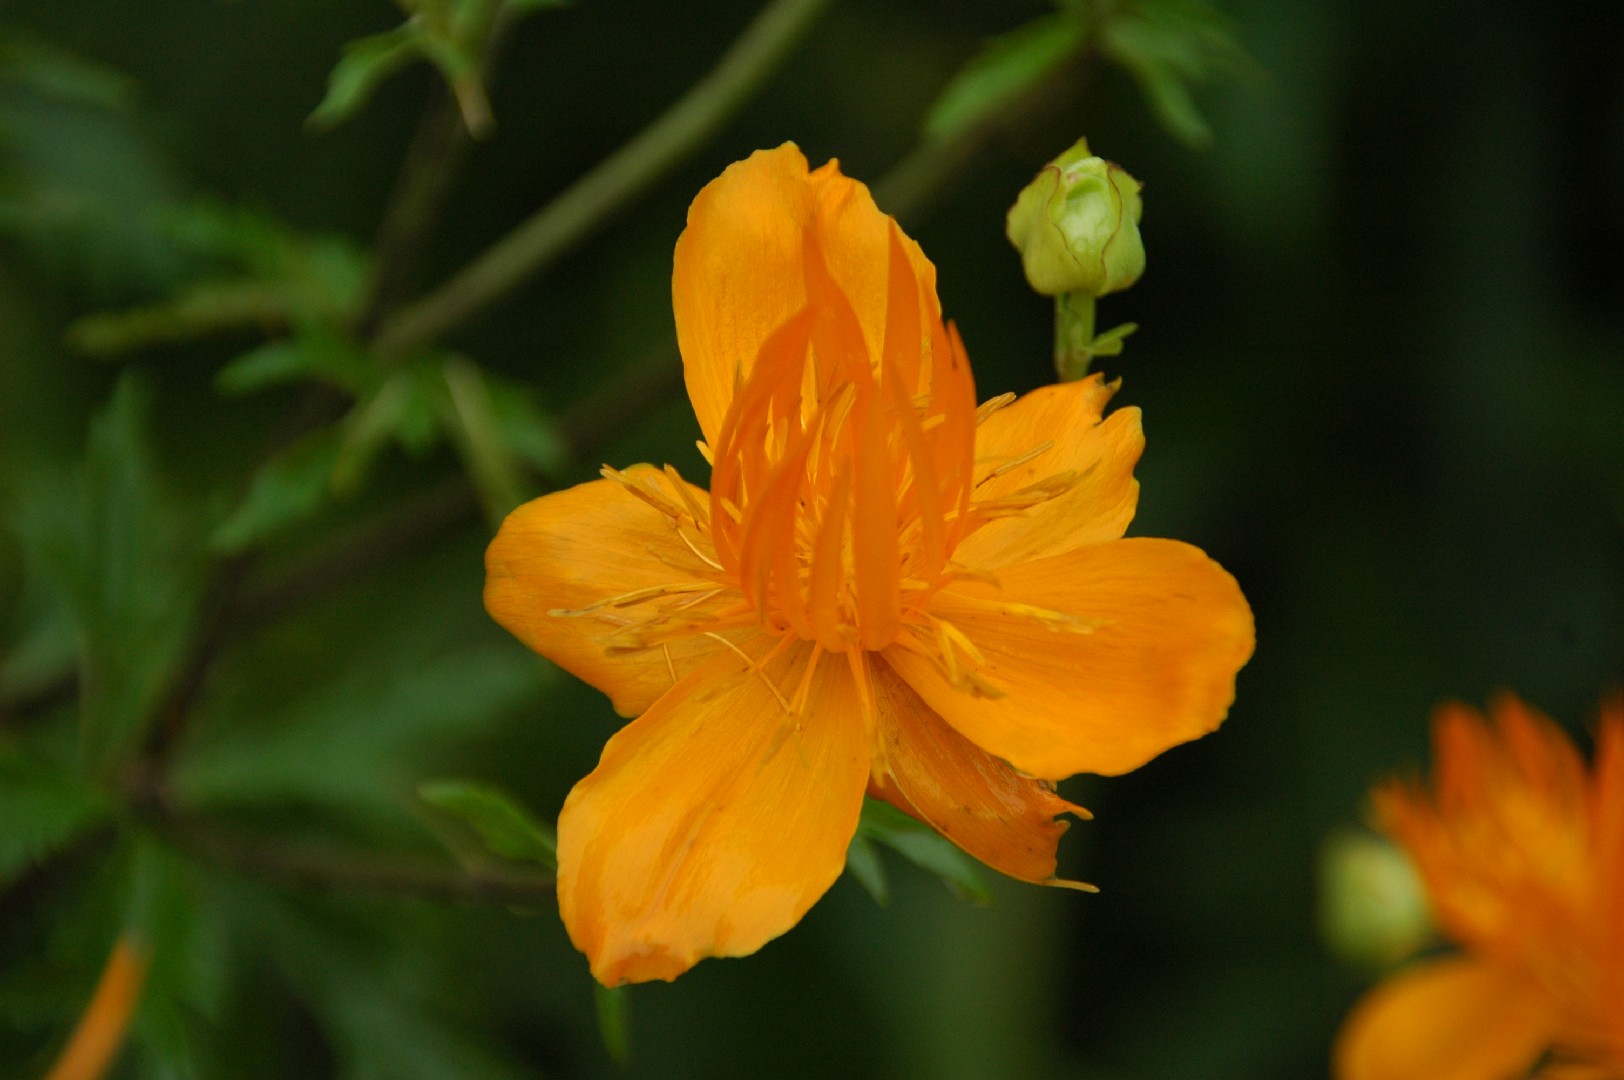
[923,12,1086,144]
[332,373,421,495]
[8,377,206,770]
[219,881,528,1080]
[418,777,556,870]
[307,25,424,132]
[173,643,545,822]
[125,838,235,1076]
[594,983,631,1066]
[844,832,889,907]
[856,799,991,906]
[215,332,375,398]
[0,583,76,706]
[1101,0,1257,147]
[0,745,111,883]
[0,27,134,110]
[67,206,368,358]
[0,54,185,290]
[308,0,572,137]
[440,357,531,523]
[485,375,571,480]
[214,340,318,397]
[210,428,343,555]
[66,280,290,357]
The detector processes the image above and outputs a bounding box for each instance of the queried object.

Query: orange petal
[868,656,1086,884]
[484,468,738,717]
[556,643,868,985]
[1333,955,1558,1080]
[887,538,1253,779]
[672,143,940,445]
[954,374,1142,568]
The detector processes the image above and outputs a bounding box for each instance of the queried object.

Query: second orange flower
[485,143,1255,985]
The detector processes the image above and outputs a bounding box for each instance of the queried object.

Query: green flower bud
[1317,828,1433,972]
[1006,138,1145,298]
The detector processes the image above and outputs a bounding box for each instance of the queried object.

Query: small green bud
[1317,828,1434,972]
[1006,138,1145,298]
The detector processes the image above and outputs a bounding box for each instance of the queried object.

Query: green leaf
[0,585,77,706]
[844,832,889,907]
[211,428,342,554]
[214,340,316,396]
[594,983,631,1066]
[331,375,414,495]
[307,25,425,132]
[0,746,112,883]
[173,643,546,822]
[923,13,1086,144]
[0,27,135,110]
[417,777,556,870]
[215,332,375,398]
[8,377,206,769]
[856,799,991,906]
[1088,320,1139,358]
[1101,0,1257,148]
[485,376,571,479]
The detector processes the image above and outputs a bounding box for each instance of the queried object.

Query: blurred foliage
[1,0,1621,1078]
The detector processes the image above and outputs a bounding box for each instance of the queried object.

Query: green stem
[1054,290,1096,380]
[164,817,556,903]
[373,0,832,359]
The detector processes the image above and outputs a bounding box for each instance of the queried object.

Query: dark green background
[2,1,1621,1077]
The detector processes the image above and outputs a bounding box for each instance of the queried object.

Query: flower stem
[1054,290,1096,380]
[373,0,831,359]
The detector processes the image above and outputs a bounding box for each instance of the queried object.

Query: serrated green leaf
[211,428,342,554]
[418,778,556,870]
[594,983,631,1066]
[307,25,425,132]
[923,13,1086,144]
[844,832,889,907]
[856,799,991,906]
[0,747,112,883]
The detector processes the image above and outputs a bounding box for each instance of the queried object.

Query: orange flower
[1334,694,1624,1080]
[485,144,1254,985]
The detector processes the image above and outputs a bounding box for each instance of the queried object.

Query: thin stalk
[165,818,555,903]
[373,0,831,358]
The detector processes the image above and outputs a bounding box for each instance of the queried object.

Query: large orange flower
[1335,694,1624,1080]
[485,144,1254,985]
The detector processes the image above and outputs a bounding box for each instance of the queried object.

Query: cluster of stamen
[558,222,1092,709]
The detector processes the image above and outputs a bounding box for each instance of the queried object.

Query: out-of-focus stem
[163,818,554,903]
[44,935,149,1080]
[373,0,831,358]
